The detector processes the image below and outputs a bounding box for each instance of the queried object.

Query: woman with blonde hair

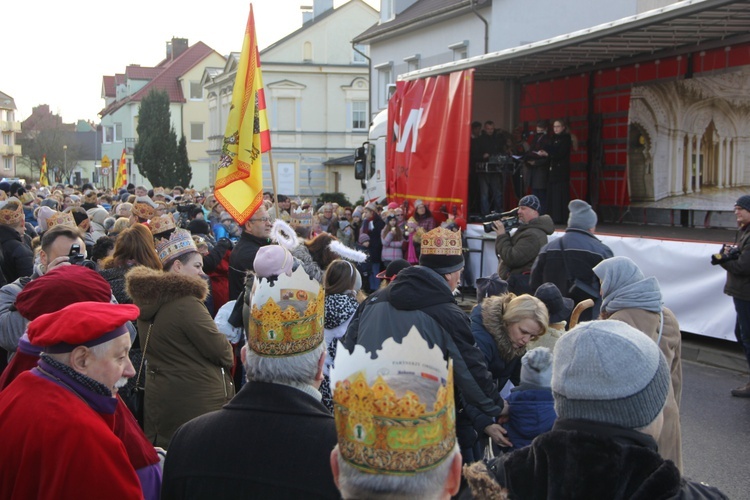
[461,293,549,461]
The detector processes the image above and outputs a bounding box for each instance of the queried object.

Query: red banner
[387,70,474,219]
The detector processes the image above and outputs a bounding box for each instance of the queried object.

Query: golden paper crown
[46,211,76,230]
[19,192,36,205]
[420,226,462,256]
[331,327,456,475]
[249,265,324,357]
[149,214,176,235]
[155,229,197,265]
[290,208,313,228]
[132,197,156,220]
[0,199,24,226]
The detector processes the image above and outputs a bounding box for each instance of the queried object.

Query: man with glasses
[228,207,273,300]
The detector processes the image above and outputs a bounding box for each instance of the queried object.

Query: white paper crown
[248,265,324,357]
[331,327,456,475]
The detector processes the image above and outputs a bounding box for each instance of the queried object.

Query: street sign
[101,155,111,168]
[101,167,110,176]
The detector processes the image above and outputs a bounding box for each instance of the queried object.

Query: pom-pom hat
[27,302,139,354]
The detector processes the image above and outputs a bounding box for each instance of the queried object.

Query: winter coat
[99,265,134,306]
[362,215,385,263]
[475,419,727,499]
[228,231,271,300]
[721,223,750,301]
[342,265,501,426]
[0,225,33,284]
[608,306,683,471]
[496,215,554,278]
[162,381,338,500]
[530,228,613,319]
[381,228,404,262]
[524,132,551,190]
[126,266,235,449]
[505,384,556,449]
[0,272,37,355]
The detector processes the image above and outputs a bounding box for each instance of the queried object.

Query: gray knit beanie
[521,347,553,388]
[567,199,597,230]
[552,319,669,429]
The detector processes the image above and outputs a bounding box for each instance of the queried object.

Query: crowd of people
[0,177,742,499]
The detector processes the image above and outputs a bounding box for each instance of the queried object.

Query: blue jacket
[505,384,557,449]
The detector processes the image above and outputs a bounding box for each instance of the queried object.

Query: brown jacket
[607,307,683,471]
[126,266,235,448]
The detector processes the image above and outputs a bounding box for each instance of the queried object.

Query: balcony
[0,121,21,133]
[0,144,21,156]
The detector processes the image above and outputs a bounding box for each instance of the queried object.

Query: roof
[354,0,483,44]
[324,154,355,166]
[100,42,219,117]
[401,0,750,83]
[102,76,116,98]
[125,65,161,80]
[0,91,16,110]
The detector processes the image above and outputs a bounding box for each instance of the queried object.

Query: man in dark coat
[227,206,272,300]
[0,198,33,285]
[493,195,554,295]
[162,266,338,500]
[464,320,728,499]
[361,202,385,291]
[531,199,613,320]
[342,226,503,462]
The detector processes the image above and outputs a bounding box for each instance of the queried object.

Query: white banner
[465,224,735,341]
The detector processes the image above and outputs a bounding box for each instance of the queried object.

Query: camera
[711,244,740,265]
[68,244,97,270]
[482,208,520,234]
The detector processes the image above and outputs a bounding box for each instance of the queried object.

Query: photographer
[493,195,553,295]
[713,195,750,397]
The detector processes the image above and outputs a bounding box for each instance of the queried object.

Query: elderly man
[228,206,273,300]
[343,226,503,463]
[330,327,462,499]
[464,320,727,499]
[530,199,613,320]
[493,194,554,295]
[161,265,338,499]
[0,302,144,499]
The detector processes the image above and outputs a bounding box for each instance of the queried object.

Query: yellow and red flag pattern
[40,155,49,186]
[115,149,128,188]
[214,4,271,225]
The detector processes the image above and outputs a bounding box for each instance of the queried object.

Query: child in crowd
[380,214,404,269]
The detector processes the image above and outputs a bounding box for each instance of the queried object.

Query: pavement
[455,289,749,374]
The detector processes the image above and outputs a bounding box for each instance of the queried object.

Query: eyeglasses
[249,217,272,222]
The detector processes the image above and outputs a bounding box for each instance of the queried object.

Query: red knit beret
[28,302,139,353]
[15,266,113,321]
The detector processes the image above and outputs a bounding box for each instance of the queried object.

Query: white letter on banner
[394,108,423,153]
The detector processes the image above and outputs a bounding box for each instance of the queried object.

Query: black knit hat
[534,283,574,324]
[735,195,750,212]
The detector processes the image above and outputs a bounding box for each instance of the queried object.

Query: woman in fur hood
[462,293,548,461]
[125,230,235,449]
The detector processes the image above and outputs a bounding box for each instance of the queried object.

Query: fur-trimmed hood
[125,266,208,319]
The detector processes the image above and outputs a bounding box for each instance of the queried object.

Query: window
[190,81,202,100]
[104,126,114,144]
[303,42,313,62]
[191,123,204,141]
[376,65,393,109]
[404,54,420,73]
[449,40,469,62]
[351,101,368,130]
[277,98,296,131]
[114,123,123,143]
[353,44,367,64]
[2,133,10,146]
[3,158,11,171]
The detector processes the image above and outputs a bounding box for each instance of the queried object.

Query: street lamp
[63,145,67,183]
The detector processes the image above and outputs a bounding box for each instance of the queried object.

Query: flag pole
[267,150,279,217]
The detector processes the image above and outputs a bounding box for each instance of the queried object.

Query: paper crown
[331,327,456,475]
[46,211,76,230]
[149,214,176,235]
[19,191,36,205]
[420,226,462,256]
[155,229,197,265]
[0,198,24,226]
[132,198,156,220]
[290,207,313,228]
[248,265,324,357]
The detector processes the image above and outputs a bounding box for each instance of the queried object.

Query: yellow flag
[115,149,128,188]
[214,4,271,225]
[40,155,49,186]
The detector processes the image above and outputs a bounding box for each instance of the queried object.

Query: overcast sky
[4,0,377,124]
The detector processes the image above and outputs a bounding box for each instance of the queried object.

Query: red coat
[0,371,143,499]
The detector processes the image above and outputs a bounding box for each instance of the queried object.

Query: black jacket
[544,132,571,183]
[721,224,750,301]
[0,225,33,285]
[228,231,270,300]
[343,266,501,418]
[362,215,385,263]
[481,419,728,499]
[162,381,339,500]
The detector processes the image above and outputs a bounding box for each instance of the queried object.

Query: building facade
[100,38,226,190]
[0,92,22,178]
[203,0,379,202]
